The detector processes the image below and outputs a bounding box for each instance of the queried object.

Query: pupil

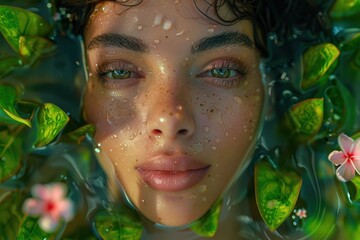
[212,69,229,78]
[113,70,129,78]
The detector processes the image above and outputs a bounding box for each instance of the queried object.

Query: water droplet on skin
[141,199,145,203]
[137,24,143,30]
[234,96,242,105]
[132,16,139,22]
[163,20,172,30]
[203,126,210,132]
[211,146,217,151]
[94,148,101,153]
[207,107,223,125]
[208,27,214,33]
[154,39,160,44]
[176,29,185,36]
[192,142,204,153]
[153,13,163,26]
[102,5,110,13]
[199,185,207,192]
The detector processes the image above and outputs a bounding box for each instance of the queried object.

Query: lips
[136,155,210,192]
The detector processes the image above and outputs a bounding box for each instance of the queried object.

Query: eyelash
[95,61,143,89]
[95,58,248,89]
[197,58,248,88]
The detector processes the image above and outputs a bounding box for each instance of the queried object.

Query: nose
[146,91,195,140]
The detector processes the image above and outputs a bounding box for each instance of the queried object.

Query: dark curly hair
[55,0,334,56]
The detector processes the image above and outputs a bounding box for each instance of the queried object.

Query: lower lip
[137,167,209,192]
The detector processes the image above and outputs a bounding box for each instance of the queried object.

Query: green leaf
[321,79,356,134]
[191,199,222,237]
[16,216,57,240]
[34,103,69,147]
[19,36,56,65]
[0,56,23,78]
[349,175,360,202]
[0,190,24,239]
[0,129,23,183]
[301,43,340,90]
[0,5,52,52]
[62,124,95,144]
[94,207,143,240]
[330,0,360,19]
[255,161,302,231]
[286,98,324,139]
[0,84,31,127]
[339,32,360,52]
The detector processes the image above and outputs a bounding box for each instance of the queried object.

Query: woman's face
[83,0,263,227]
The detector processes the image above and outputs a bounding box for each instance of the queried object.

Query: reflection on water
[0,0,360,239]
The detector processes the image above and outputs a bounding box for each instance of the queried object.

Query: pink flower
[296,208,307,219]
[328,133,360,182]
[22,183,74,232]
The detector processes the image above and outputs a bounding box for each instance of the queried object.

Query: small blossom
[296,208,307,219]
[328,133,360,182]
[22,183,74,232]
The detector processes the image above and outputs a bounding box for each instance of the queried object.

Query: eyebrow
[191,31,255,53]
[87,33,148,52]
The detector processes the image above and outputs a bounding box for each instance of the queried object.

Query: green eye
[210,68,237,78]
[107,69,131,79]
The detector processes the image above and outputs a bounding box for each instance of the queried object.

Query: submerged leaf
[330,0,360,19]
[255,161,302,231]
[94,207,143,240]
[349,175,360,202]
[19,36,55,65]
[339,32,360,52]
[0,5,52,52]
[62,124,95,144]
[286,98,324,139]
[0,84,31,127]
[0,56,23,78]
[320,79,356,135]
[0,190,24,239]
[0,130,23,183]
[34,103,69,147]
[191,199,222,237]
[17,216,57,240]
[301,43,340,90]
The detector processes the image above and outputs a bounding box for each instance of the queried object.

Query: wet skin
[83,0,264,227]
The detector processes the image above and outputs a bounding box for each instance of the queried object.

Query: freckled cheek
[83,92,137,140]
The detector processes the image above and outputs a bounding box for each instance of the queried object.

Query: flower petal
[352,138,360,156]
[58,199,74,221]
[38,215,59,233]
[351,156,360,175]
[338,133,354,154]
[22,198,43,216]
[31,184,47,199]
[49,183,66,201]
[328,150,346,165]
[336,161,355,182]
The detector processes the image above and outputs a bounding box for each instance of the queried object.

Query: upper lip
[136,155,210,172]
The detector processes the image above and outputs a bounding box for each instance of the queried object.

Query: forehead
[84,1,254,46]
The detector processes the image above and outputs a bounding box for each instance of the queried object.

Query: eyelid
[196,58,249,88]
[95,60,144,89]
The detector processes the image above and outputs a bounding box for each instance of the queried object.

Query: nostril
[178,129,188,135]
[152,129,162,136]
